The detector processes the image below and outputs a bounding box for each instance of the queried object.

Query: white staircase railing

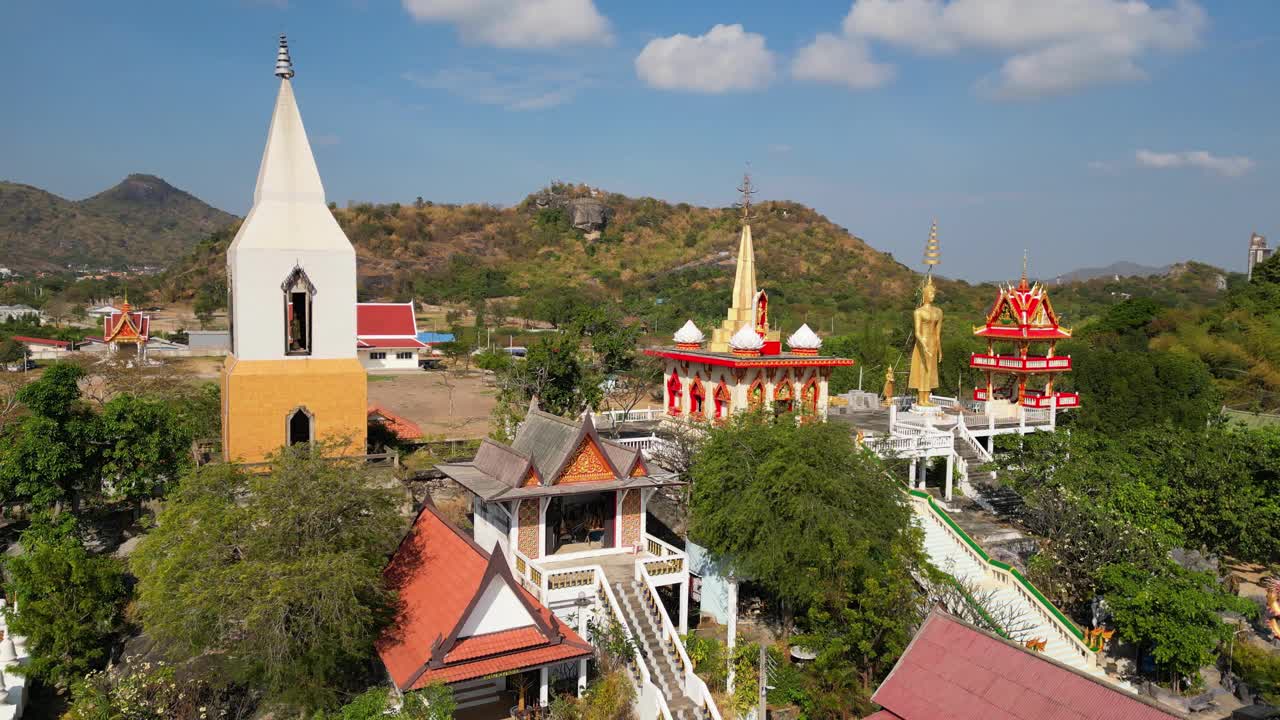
[907,491,1097,671]
[955,421,993,464]
[637,565,723,720]
[596,571,674,720]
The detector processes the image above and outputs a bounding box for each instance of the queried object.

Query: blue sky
[2,1,1277,281]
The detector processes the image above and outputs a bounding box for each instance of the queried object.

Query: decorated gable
[555,436,616,484]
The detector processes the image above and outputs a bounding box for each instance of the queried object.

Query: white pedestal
[909,404,944,417]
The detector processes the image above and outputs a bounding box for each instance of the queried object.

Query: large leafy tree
[1071,348,1220,432]
[689,411,913,617]
[0,362,98,510]
[98,393,194,503]
[4,516,128,688]
[130,444,405,711]
[1097,561,1254,691]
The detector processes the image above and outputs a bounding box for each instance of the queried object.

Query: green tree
[1097,561,1254,691]
[0,362,97,510]
[502,332,603,418]
[4,516,128,688]
[130,444,405,711]
[98,393,194,504]
[314,684,456,720]
[0,338,23,364]
[689,412,913,627]
[1072,349,1219,432]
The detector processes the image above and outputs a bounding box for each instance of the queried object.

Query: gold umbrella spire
[923,219,940,272]
[736,168,756,223]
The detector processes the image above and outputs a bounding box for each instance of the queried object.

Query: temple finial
[1022,249,1028,282]
[736,166,755,223]
[923,219,940,273]
[275,34,294,79]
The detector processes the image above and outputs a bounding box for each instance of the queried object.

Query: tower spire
[275,34,294,79]
[1020,249,1030,290]
[736,168,755,224]
[923,219,940,274]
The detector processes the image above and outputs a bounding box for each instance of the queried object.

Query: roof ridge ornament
[275,34,294,79]
[924,219,940,271]
[787,323,822,356]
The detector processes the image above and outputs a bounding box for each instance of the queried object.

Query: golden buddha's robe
[909,304,943,392]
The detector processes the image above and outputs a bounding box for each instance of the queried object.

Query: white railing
[929,395,959,408]
[594,408,665,428]
[955,421,992,464]
[513,549,544,598]
[595,572,674,720]
[868,430,953,458]
[638,566,723,720]
[908,493,1096,670]
[616,435,660,451]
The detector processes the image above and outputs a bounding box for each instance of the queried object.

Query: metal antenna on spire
[736,166,756,223]
[923,219,940,274]
[275,34,294,79]
[1022,249,1029,282]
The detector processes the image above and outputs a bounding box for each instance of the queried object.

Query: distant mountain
[1055,261,1170,283]
[0,174,236,272]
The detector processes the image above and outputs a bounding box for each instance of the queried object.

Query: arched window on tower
[774,380,794,414]
[287,406,314,446]
[282,266,316,356]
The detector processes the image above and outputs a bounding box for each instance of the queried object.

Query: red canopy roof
[11,336,70,348]
[357,302,418,337]
[974,277,1071,341]
[377,503,591,690]
[103,302,150,343]
[869,612,1182,720]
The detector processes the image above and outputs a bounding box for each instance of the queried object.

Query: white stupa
[673,320,705,350]
[729,323,764,356]
[787,324,822,355]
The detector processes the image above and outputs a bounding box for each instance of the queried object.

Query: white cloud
[401,0,611,49]
[635,24,776,93]
[807,0,1206,97]
[404,66,590,111]
[791,33,895,90]
[1135,149,1255,177]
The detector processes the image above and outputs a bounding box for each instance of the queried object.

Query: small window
[287,407,313,446]
[396,352,413,360]
[281,266,316,356]
[370,351,387,360]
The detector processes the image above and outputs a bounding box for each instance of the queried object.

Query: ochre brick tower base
[221,356,367,463]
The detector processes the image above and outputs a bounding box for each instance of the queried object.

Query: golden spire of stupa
[736,168,755,223]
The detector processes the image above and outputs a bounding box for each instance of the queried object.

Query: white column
[679,577,690,635]
[578,659,588,697]
[908,458,917,488]
[944,452,954,502]
[726,576,739,695]
[917,458,927,489]
[539,666,549,706]
[1050,395,1058,429]
[1019,406,1026,434]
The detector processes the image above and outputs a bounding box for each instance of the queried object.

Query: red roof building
[865,611,1183,720]
[378,503,592,701]
[356,302,427,370]
[100,300,151,357]
[10,336,71,350]
[368,404,423,441]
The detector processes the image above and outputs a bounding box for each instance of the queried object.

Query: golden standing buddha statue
[909,221,943,406]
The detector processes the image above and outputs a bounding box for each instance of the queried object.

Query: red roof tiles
[368,405,424,440]
[11,336,70,348]
[868,612,1183,720]
[357,302,419,337]
[377,503,592,690]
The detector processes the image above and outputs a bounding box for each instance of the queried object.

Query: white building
[356,302,427,371]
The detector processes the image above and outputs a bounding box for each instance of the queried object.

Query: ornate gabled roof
[103,301,150,344]
[974,276,1071,340]
[439,406,680,501]
[378,502,591,690]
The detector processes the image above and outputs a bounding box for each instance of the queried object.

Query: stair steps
[614,581,704,720]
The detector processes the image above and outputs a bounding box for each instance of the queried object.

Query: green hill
[0,174,237,272]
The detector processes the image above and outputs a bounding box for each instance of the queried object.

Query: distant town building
[0,305,41,322]
[10,336,71,356]
[356,302,427,371]
[1249,232,1274,280]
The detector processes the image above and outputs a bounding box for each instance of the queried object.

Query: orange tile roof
[377,504,592,691]
[368,405,424,440]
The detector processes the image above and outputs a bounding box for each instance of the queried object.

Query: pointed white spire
[275,34,294,79]
[673,319,705,349]
[254,38,324,206]
[787,323,822,354]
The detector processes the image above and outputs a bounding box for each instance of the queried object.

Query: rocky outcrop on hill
[564,197,612,233]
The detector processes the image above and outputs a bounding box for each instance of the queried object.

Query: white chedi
[786,323,822,352]
[729,323,764,351]
[672,319,705,347]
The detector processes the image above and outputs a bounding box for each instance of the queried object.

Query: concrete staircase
[615,581,704,720]
[918,510,1079,667]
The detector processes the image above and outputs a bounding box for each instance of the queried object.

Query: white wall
[457,576,534,637]
[357,349,418,371]
[473,498,510,559]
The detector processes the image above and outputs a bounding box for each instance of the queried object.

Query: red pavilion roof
[974,277,1071,341]
[103,301,150,344]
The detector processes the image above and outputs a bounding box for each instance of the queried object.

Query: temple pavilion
[102,299,151,357]
[970,261,1079,414]
[646,175,853,422]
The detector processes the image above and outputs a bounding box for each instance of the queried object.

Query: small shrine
[103,298,150,357]
[970,256,1079,413]
[646,174,853,422]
